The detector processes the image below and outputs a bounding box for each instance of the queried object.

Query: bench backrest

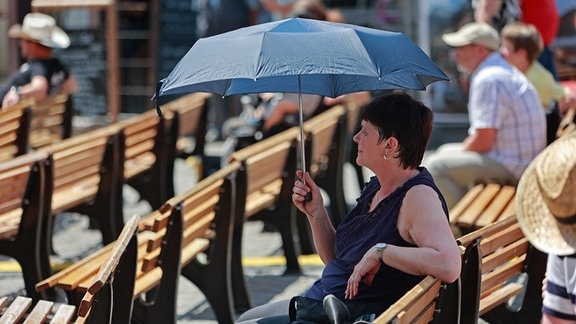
[0,100,32,162]
[303,105,347,178]
[457,216,547,322]
[303,105,348,226]
[229,127,299,218]
[30,93,73,150]
[160,92,210,163]
[75,214,139,323]
[116,109,174,209]
[0,151,52,300]
[38,126,124,244]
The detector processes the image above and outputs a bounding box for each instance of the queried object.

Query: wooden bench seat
[0,100,32,162]
[29,93,73,150]
[36,163,240,324]
[38,126,124,244]
[0,151,52,301]
[450,182,516,233]
[0,296,76,324]
[457,216,547,323]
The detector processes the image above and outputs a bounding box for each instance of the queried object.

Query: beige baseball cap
[442,22,499,51]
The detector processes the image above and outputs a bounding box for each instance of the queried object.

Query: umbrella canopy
[157,17,449,98]
[155,18,449,187]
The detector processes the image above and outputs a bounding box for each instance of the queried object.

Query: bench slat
[0,296,32,324]
[475,185,516,227]
[50,304,76,324]
[23,299,53,324]
[456,183,502,228]
[373,276,441,324]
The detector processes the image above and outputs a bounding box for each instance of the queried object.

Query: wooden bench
[29,93,73,150]
[36,162,240,324]
[373,275,460,324]
[36,203,181,323]
[38,126,124,245]
[227,127,301,312]
[0,100,32,162]
[456,216,547,323]
[160,92,211,179]
[1,215,139,323]
[0,152,52,301]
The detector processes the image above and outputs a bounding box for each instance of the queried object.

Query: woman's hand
[345,245,382,300]
[292,170,324,218]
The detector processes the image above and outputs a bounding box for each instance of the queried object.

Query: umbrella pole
[297,76,312,202]
[297,75,307,177]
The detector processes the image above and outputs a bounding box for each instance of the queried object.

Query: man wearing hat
[424,22,546,208]
[516,129,576,322]
[0,13,77,108]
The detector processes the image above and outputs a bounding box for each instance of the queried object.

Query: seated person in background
[0,13,78,109]
[424,22,546,208]
[499,22,576,115]
[236,92,461,323]
[261,92,322,137]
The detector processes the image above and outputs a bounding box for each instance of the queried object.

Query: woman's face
[353,120,384,168]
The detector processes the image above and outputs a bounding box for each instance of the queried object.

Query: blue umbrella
[156,17,449,177]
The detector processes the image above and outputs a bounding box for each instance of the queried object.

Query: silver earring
[384,152,388,160]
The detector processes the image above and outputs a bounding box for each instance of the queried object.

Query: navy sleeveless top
[305,167,449,310]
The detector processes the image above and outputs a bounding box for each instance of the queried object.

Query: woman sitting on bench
[236,92,462,323]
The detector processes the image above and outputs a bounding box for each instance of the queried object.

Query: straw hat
[516,129,576,255]
[8,13,70,49]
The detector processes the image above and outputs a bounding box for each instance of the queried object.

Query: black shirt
[0,58,70,107]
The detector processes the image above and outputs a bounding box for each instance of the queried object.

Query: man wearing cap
[0,13,77,108]
[424,22,546,208]
[516,130,576,322]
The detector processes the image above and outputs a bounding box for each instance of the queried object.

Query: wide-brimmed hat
[8,13,70,49]
[516,129,576,255]
[442,22,499,51]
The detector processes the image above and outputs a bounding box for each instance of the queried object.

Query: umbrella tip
[154,81,163,117]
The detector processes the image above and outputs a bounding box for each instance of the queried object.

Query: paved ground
[0,141,368,323]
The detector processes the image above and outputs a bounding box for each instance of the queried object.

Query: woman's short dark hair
[360,92,433,169]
